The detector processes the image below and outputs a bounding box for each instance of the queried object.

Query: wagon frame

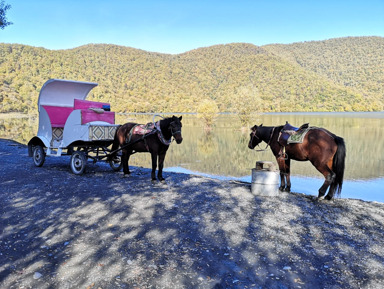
[28,79,122,174]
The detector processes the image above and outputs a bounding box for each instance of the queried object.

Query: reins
[251,126,276,152]
[170,121,181,137]
[251,126,290,175]
[153,114,181,141]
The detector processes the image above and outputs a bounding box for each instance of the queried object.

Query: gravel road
[1,139,384,289]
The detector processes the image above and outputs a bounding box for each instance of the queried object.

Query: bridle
[250,126,276,152]
[250,129,261,147]
[169,121,182,137]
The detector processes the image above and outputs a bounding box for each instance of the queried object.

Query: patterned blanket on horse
[287,127,311,144]
[132,122,156,136]
[278,122,310,146]
[127,121,172,146]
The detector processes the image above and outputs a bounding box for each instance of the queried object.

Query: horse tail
[110,125,122,160]
[332,136,346,196]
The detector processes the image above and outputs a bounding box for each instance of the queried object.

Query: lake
[1,112,383,202]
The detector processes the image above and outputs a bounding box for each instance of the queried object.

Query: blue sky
[1,0,383,54]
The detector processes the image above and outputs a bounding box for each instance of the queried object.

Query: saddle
[126,121,172,146]
[126,122,156,144]
[278,121,309,146]
[132,122,155,136]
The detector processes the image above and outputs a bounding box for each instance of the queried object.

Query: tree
[231,84,262,128]
[0,1,12,30]
[197,99,219,131]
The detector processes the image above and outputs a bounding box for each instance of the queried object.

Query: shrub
[197,99,219,130]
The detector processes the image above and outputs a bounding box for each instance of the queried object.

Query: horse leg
[317,165,335,200]
[279,172,286,191]
[122,150,131,175]
[325,181,337,200]
[276,157,286,191]
[277,156,291,191]
[151,153,157,181]
[284,175,291,192]
[157,152,166,182]
[284,158,291,192]
[325,168,337,200]
[318,173,334,199]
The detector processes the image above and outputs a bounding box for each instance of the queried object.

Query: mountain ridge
[1,36,383,113]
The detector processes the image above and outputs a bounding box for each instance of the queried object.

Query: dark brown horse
[111,116,183,181]
[248,124,346,200]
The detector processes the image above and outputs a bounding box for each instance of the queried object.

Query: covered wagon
[28,79,122,174]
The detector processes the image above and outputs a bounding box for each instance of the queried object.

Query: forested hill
[1,36,383,113]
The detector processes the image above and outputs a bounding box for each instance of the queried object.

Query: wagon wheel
[70,151,87,175]
[109,154,123,171]
[33,145,46,167]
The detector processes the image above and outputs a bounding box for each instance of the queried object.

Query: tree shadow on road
[1,140,384,288]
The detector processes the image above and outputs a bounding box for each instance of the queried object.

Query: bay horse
[110,116,183,181]
[248,124,346,200]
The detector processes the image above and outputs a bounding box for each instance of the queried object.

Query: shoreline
[164,167,384,204]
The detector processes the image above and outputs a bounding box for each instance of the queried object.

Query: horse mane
[268,125,282,140]
[276,125,284,132]
[158,116,176,140]
[160,116,173,125]
[159,116,173,131]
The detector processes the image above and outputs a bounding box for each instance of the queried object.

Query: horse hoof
[284,188,291,192]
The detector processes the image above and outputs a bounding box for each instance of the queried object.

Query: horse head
[248,124,263,149]
[169,115,183,144]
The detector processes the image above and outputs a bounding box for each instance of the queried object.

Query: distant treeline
[1,36,383,114]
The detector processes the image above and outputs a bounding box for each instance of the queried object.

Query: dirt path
[1,139,384,289]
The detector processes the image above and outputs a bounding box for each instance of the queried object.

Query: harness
[251,126,288,173]
[126,123,156,144]
[251,126,276,152]
[155,121,172,145]
[125,120,180,150]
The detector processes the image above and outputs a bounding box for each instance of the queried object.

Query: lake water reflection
[1,112,383,202]
[163,112,384,202]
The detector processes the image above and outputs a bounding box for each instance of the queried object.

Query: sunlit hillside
[1,36,383,113]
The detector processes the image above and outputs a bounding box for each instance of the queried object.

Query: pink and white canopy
[37,79,98,110]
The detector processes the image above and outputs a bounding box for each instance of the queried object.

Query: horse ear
[179,116,182,121]
[260,123,263,127]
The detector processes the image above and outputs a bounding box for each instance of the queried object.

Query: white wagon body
[28,79,122,174]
